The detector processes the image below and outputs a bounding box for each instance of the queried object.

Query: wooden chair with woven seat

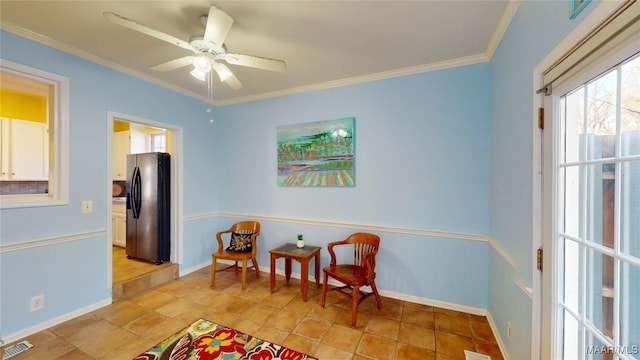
[321,232,382,328]
[211,221,260,291]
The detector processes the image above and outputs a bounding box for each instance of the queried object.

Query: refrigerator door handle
[135,167,142,218]
[130,166,136,218]
[131,166,141,219]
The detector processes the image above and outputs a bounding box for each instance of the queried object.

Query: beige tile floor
[4,255,505,360]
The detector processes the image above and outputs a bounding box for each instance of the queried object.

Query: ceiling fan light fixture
[193,55,211,72]
[190,68,207,81]
[216,65,233,82]
[190,55,212,81]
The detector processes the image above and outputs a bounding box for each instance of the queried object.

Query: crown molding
[484,0,521,59]
[215,53,490,105]
[2,20,491,107]
[0,21,208,103]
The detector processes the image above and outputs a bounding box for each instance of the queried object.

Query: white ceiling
[0,1,515,105]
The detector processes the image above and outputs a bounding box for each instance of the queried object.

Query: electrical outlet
[81,200,93,214]
[507,321,512,340]
[30,295,44,312]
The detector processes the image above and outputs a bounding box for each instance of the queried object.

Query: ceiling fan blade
[211,62,243,89]
[223,53,287,72]
[223,74,243,90]
[203,6,234,49]
[150,56,196,72]
[103,12,196,53]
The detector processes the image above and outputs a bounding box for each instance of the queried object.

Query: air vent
[3,340,33,359]
[464,350,491,360]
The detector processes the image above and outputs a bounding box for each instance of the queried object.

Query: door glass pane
[601,162,615,251]
[585,331,611,360]
[621,160,640,259]
[585,248,614,340]
[586,70,617,160]
[564,309,580,360]
[585,164,615,249]
[621,55,640,157]
[564,237,581,311]
[620,261,640,358]
[565,87,585,163]
[564,165,583,238]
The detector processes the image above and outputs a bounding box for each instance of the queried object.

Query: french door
[545,48,640,360]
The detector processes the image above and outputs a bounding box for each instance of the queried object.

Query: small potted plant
[297,233,304,248]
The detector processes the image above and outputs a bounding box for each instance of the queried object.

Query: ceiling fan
[103,6,287,89]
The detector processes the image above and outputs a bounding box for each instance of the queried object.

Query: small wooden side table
[269,243,321,301]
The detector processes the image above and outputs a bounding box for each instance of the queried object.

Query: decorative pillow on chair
[226,232,253,252]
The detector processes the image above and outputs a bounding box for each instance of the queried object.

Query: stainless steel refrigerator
[125,152,171,264]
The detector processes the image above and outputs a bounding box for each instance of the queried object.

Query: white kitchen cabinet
[112,131,130,180]
[0,118,9,180]
[112,125,147,180]
[112,200,126,247]
[129,124,146,154]
[0,117,49,180]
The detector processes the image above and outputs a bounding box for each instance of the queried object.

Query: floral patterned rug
[134,318,317,360]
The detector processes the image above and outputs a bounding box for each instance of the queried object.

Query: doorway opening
[107,111,183,298]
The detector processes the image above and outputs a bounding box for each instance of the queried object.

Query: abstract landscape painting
[277,117,355,187]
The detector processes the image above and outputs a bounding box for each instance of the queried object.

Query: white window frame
[149,131,166,153]
[0,59,69,208]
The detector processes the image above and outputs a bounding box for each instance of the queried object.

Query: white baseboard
[379,288,487,316]
[179,261,211,277]
[271,267,488,316]
[2,298,112,345]
[486,311,510,360]
[187,260,489,316]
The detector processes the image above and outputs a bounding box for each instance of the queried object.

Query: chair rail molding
[0,230,105,252]
[185,212,489,242]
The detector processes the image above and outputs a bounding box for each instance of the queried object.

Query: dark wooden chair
[211,221,260,290]
[321,232,382,327]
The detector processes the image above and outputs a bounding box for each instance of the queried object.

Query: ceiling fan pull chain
[207,71,215,124]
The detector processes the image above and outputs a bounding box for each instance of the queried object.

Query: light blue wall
[488,1,599,358]
[0,30,218,336]
[214,66,492,306]
[215,66,491,233]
